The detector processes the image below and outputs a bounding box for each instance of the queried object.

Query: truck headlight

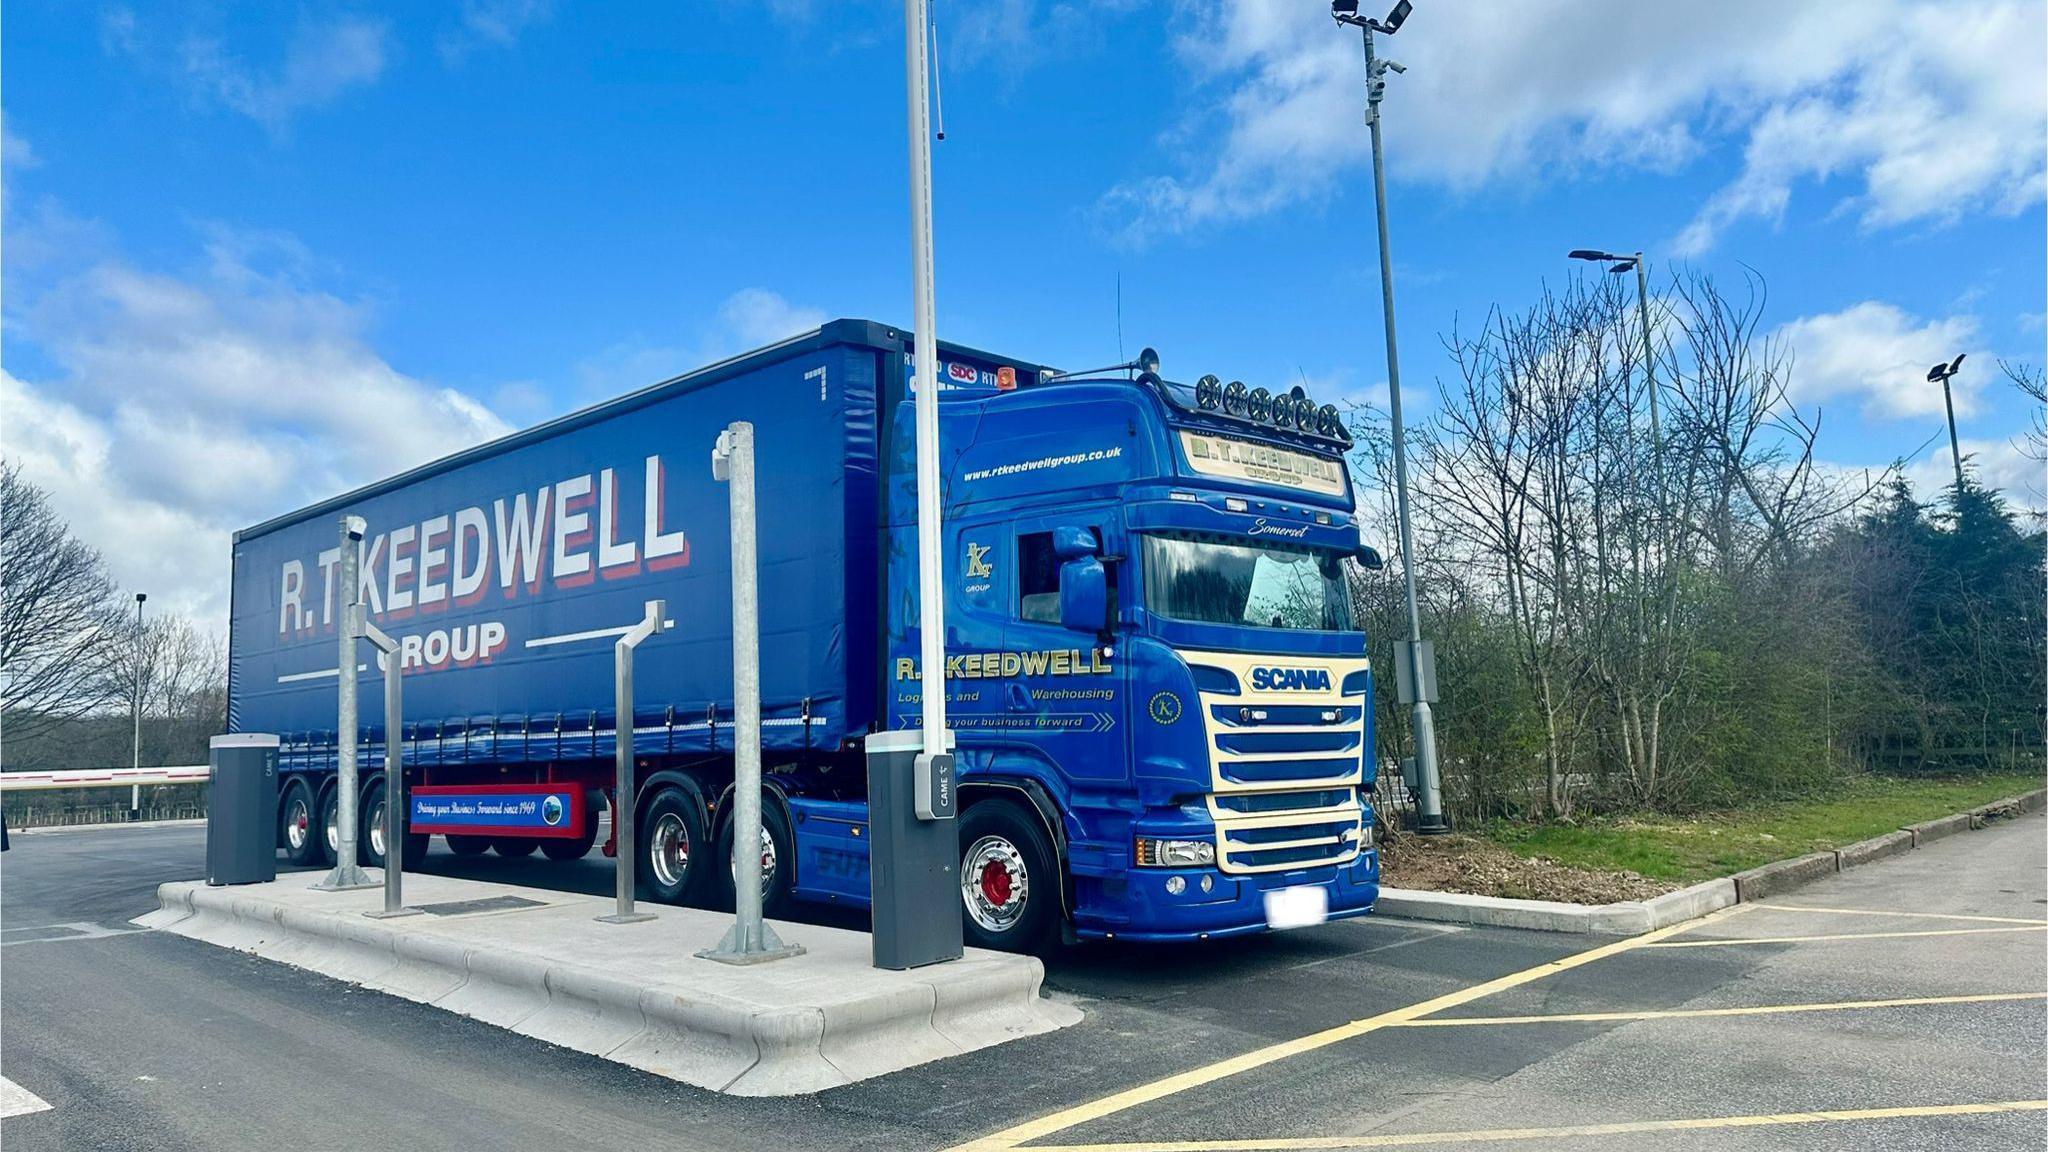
[1135,837,1216,867]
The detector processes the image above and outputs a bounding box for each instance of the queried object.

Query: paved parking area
[2,812,2042,1150]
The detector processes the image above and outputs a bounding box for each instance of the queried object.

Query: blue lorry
[230,319,1381,949]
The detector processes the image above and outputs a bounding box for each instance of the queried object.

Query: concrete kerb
[524,964,651,1055]
[928,957,1082,1050]
[611,986,765,1091]
[1378,791,2046,934]
[1903,812,1973,847]
[438,943,552,1030]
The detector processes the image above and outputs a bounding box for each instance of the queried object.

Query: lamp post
[1331,0,1446,835]
[1927,355,1967,494]
[1568,249,1663,525]
[130,592,146,820]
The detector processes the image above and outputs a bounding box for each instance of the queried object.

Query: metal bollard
[357,615,419,919]
[700,422,803,964]
[597,600,667,924]
[315,515,378,892]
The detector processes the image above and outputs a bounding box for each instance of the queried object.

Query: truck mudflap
[1072,849,1379,942]
[409,783,587,839]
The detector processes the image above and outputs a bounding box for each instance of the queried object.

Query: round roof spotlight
[1292,395,1317,431]
[1194,374,1222,411]
[1316,404,1342,437]
[1222,380,1248,416]
[1247,387,1273,423]
[1136,347,1161,376]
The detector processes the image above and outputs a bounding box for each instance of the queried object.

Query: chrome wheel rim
[649,812,691,889]
[727,827,777,896]
[324,804,339,855]
[367,799,387,859]
[284,797,311,852]
[961,835,1029,934]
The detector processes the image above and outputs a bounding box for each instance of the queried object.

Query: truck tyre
[278,778,322,867]
[361,778,430,871]
[492,838,538,857]
[446,834,491,857]
[540,793,601,861]
[319,787,342,866]
[637,787,708,906]
[712,800,795,917]
[957,800,1058,954]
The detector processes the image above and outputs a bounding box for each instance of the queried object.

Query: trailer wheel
[446,834,491,857]
[319,787,341,866]
[540,792,601,862]
[712,800,795,917]
[637,787,708,906]
[492,838,538,857]
[957,800,1058,954]
[278,778,322,867]
[361,778,430,871]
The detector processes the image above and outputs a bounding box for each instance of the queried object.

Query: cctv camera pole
[1354,12,1447,835]
[903,0,954,780]
[356,615,419,919]
[316,515,378,890]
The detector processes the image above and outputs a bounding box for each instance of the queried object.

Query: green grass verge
[1484,774,2044,884]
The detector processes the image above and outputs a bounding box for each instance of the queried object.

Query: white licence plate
[1263,884,1329,931]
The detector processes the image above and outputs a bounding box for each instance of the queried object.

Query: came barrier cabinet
[207,734,279,886]
[867,730,962,969]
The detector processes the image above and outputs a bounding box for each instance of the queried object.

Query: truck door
[1001,507,1128,785]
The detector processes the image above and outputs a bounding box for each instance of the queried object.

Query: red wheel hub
[978,859,1013,907]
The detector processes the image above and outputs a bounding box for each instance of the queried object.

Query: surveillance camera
[1383,58,1406,73]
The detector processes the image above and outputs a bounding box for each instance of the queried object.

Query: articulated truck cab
[229,319,1378,950]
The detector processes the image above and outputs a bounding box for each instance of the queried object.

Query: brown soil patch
[1379,830,1676,904]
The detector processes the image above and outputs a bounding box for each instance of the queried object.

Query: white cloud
[103,9,390,134]
[440,0,555,65]
[1906,436,2044,512]
[1099,1,2045,250]
[1774,301,1979,421]
[3,226,508,629]
[715,288,826,350]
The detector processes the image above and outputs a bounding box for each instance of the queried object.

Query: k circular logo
[541,794,566,826]
[1148,691,1183,725]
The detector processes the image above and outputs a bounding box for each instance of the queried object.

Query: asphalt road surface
[3,812,2043,1151]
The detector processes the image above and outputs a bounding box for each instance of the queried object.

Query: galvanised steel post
[1359,20,1447,835]
[701,423,802,963]
[357,617,418,919]
[131,590,145,815]
[598,599,665,925]
[1633,254,1665,537]
[316,515,377,890]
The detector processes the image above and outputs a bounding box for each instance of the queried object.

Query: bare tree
[0,463,124,753]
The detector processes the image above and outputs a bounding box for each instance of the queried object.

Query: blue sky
[5,0,2043,623]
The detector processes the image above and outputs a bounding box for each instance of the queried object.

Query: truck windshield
[1141,532,1352,632]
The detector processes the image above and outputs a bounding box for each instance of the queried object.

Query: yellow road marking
[1750,903,2048,926]
[1012,1100,2048,1151]
[1392,991,2047,1028]
[1640,924,2048,948]
[944,905,1755,1152]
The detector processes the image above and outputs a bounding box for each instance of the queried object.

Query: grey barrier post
[315,515,378,891]
[597,599,667,924]
[700,422,803,964]
[356,616,418,919]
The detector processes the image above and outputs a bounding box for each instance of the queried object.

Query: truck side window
[1018,532,1059,623]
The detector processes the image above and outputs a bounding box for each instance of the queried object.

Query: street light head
[1568,249,1615,262]
[1373,0,1413,33]
[1331,0,1360,17]
[1609,263,1633,275]
[1948,353,1966,375]
[135,592,147,604]
[1927,361,1954,383]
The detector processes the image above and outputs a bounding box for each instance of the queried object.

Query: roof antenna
[931,18,946,141]
[1116,272,1126,368]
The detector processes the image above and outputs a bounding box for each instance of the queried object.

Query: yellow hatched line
[1641,924,2048,948]
[943,905,1755,1152]
[1013,1100,2048,1152]
[1391,991,2046,1028]
[1750,903,2048,926]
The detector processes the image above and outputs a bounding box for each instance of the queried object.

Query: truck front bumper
[1071,848,1380,943]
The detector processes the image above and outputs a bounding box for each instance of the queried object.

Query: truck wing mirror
[1356,545,1384,571]
[1058,556,1109,634]
[1052,526,1100,560]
